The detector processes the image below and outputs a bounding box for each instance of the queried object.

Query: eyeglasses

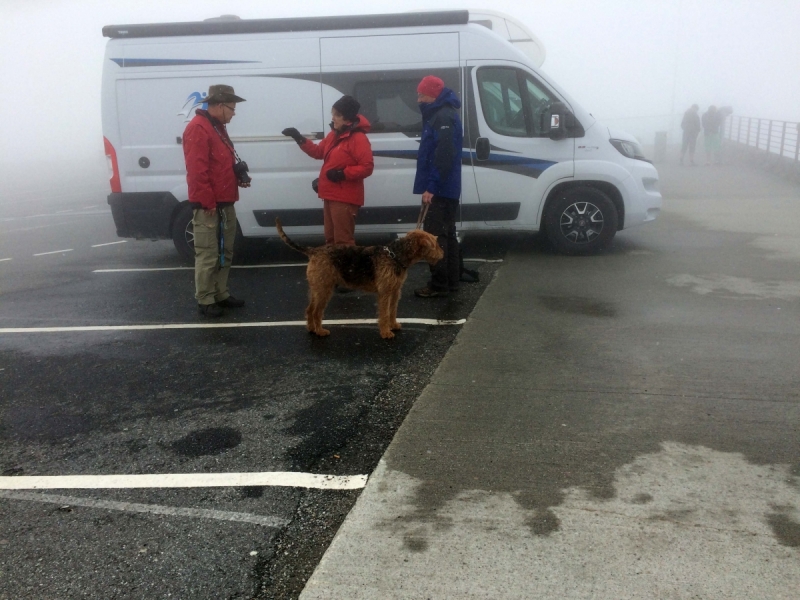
[222,104,236,112]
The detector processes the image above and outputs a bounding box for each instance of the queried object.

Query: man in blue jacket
[413,76,465,298]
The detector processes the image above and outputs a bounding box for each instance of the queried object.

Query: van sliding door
[320,33,474,231]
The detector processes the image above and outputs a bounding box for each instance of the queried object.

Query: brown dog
[276,218,443,338]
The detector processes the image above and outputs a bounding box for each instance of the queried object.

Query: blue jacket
[413,88,463,200]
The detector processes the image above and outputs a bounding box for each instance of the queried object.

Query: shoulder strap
[200,112,242,163]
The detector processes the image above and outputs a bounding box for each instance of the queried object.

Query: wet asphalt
[301,159,800,599]
[0,194,502,599]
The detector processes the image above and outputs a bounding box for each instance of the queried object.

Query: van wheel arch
[541,183,621,255]
[542,181,624,233]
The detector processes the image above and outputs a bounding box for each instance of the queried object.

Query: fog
[1,0,798,201]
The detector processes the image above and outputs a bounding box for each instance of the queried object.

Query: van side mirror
[476,137,491,161]
[548,102,567,141]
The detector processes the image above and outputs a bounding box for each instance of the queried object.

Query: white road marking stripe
[93,263,305,272]
[91,240,128,248]
[0,211,108,222]
[0,472,368,490]
[33,249,73,256]
[93,260,496,272]
[0,490,289,528]
[4,222,73,234]
[0,318,466,334]
[0,258,11,262]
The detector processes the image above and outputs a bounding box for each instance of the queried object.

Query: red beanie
[417,76,444,99]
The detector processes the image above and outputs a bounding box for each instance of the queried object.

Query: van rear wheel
[172,203,195,262]
[544,186,618,254]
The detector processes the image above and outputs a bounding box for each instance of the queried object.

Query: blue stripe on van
[110,58,260,67]
[371,149,556,179]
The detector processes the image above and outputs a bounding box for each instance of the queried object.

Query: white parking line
[0,258,11,262]
[33,249,73,256]
[0,471,367,490]
[91,240,128,248]
[4,221,73,234]
[0,210,109,223]
[93,263,305,272]
[93,260,496,272]
[0,318,466,334]
[0,490,289,528]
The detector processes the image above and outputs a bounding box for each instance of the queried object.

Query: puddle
[169,426,242,457]
[317,445,800,598]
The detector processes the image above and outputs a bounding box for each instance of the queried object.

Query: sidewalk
[301,163,800,599]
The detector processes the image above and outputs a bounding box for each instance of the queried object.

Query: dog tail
[275,218,311,257]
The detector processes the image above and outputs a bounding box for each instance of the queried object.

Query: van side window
[524,75,556,137]
[476,68,526,137]
[354,80,422,135]
[476,67,556,138]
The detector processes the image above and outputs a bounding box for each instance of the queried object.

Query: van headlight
[610,139,650,162]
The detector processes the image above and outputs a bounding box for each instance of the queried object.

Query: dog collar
[382,246,407,269]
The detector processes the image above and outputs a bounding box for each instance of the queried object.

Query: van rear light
[103,137,122,193]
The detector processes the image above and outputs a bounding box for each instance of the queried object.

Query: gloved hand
[326,168,346,182]
[281,127,307,144]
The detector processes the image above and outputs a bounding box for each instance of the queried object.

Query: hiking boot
[414,287,448,298]
[198,303,224,317]
[217,296,245,308]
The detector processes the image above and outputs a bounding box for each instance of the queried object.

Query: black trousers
[423,196,460,292]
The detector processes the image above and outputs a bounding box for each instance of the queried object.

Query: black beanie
[332,95,360,121]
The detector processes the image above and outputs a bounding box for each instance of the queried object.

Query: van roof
[102,10,470,39]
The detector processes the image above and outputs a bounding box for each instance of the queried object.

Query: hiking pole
[217,207,226,268]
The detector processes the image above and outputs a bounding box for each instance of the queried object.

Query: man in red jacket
[282,95,373,246]
[183,84,250,317]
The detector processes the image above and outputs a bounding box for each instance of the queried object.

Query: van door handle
[475,137,491,161]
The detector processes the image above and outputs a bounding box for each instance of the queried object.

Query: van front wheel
[543,187,619,254]
[172,203,195,262]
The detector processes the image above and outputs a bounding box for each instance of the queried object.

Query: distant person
[282,96,373,247]
[679,104,701,166]
[183,84,250,318]
[702,105,722,165]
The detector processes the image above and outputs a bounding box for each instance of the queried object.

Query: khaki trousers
[323,200,359,245]
[193,205,236,305]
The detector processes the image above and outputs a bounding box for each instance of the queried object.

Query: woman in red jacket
[282,95,373,246]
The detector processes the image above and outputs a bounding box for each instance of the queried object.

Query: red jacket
[183,110,239,210]
[300,115,374,206]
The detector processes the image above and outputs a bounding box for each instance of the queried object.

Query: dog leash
[415,201,430,230]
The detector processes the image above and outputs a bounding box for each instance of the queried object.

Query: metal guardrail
[724,116,800,164]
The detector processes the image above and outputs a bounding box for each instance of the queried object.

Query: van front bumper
[620,162,662,228]
[108,192,179,239]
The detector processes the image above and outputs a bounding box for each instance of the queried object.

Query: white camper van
[101,10,661,259]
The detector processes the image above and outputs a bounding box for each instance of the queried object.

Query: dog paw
[391,322,402,331]
[380,330,395,339]
[315,328,331,337]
